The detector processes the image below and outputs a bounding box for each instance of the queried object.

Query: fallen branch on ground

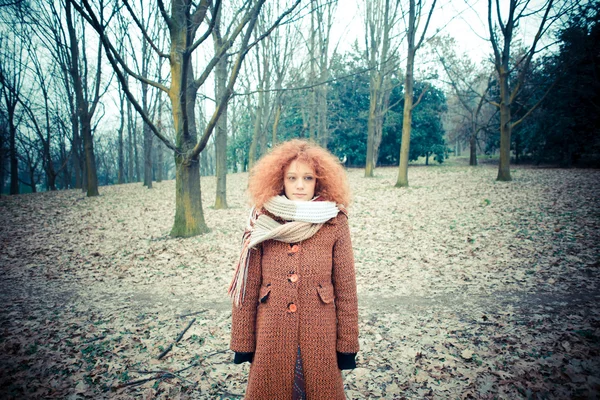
[118,349,230,390]
[178,310,207,318]
[157,317,196,360]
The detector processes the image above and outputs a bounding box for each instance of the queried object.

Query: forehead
[285,159,315,174]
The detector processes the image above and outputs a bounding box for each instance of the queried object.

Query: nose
[296,178,304,189]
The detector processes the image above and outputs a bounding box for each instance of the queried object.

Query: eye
[287,176,296,181]
[304,176,314,181]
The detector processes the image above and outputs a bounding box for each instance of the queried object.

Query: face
[283,160,316,201]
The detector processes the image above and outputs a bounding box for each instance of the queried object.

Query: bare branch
[157,0,172,30]
[511,80,556,128]
[243,0,302,54]
[509,0,554,104]
[122,0,169,58]
[69,0,168,93]
[487,0,501,66]
[411,82,430,109]
[188,0,222,53]
[415,0,437,51]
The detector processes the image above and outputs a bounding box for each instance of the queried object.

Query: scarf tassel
[228,237,252,307]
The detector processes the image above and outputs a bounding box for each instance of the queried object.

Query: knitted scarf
[228,195,342,306]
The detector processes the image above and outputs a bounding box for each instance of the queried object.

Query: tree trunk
[71,113,81,188]
[214,53,228,209]
[156,142,163,182]
[66,0,99,196]
[143,119,153,188]
[0,124,5,195]
[29,165,36,193]
[155,111,164,183]
[497,72,512,181]
[308,2,316,141]
[142,38,152,188]
[168,38,209,236]
[396,50,414,187]
[117,91,125,184]
[81,117,99,196]
[9,115,18,195]
[133,116,140,182]
[127,97,134,182]
[272,103,281,146]
[248,80,263,169]
[395,0,435,187]
[171,152,208,237]
[426,152,429,165]
[317,76,328,147]
[365,85,378,177]
[469,128,477,166]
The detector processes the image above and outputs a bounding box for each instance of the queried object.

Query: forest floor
[1,158,599,399]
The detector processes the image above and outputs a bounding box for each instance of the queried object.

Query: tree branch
[415,0,437,51]
[122,0,169,58]
[411,82,430,109]
[157,0,172,31]
[509,0,554,104]
[511,80,556,128]
[188,0,220,53]
[70,0,168,93]
[487,0,501,66]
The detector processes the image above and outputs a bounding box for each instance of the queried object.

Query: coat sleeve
[332,215,360,354]
[230,245,262,353]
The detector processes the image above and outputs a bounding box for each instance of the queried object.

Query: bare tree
[65,0,107,196]
[117,83,126,184]
[212,2,228,209]
[0,29,29,194]
[270,9,300,146]
[363,0,402,177]
[487,0,566,181]
[0,109,7,194]
[395,0,437,187]
[71,0,301,237]
[435,36,495,166]
[16,132,43,192]
[248,22,270,169]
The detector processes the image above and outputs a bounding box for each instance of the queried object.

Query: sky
[330,0,492,64]
[328,0,556,68]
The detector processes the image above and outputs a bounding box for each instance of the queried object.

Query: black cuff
[337,352,357,370]
[234,352,254,364]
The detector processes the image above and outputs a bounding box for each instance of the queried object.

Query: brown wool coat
[230,212,359,400]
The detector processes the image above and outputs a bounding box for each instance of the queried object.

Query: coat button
[288,303,297,313]
[289,274,299,283]
[290,244,300,253]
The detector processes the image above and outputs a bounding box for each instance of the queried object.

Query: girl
[229,139,359,400]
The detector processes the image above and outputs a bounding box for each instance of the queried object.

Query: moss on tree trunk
[170,154,209,237]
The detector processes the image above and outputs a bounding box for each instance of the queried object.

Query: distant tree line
[0,0,596,238]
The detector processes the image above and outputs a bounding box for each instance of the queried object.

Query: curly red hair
[247,139,350,209]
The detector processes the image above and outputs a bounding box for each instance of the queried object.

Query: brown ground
[1,159,599,399]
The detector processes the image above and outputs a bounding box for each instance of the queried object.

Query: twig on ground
[176,349,230,374]
[220,391,245,399]
[84,335,107,343]
[178,310,207,318]
[115,373,169,389]
[157,318,196,360]
[120,349,230,390]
